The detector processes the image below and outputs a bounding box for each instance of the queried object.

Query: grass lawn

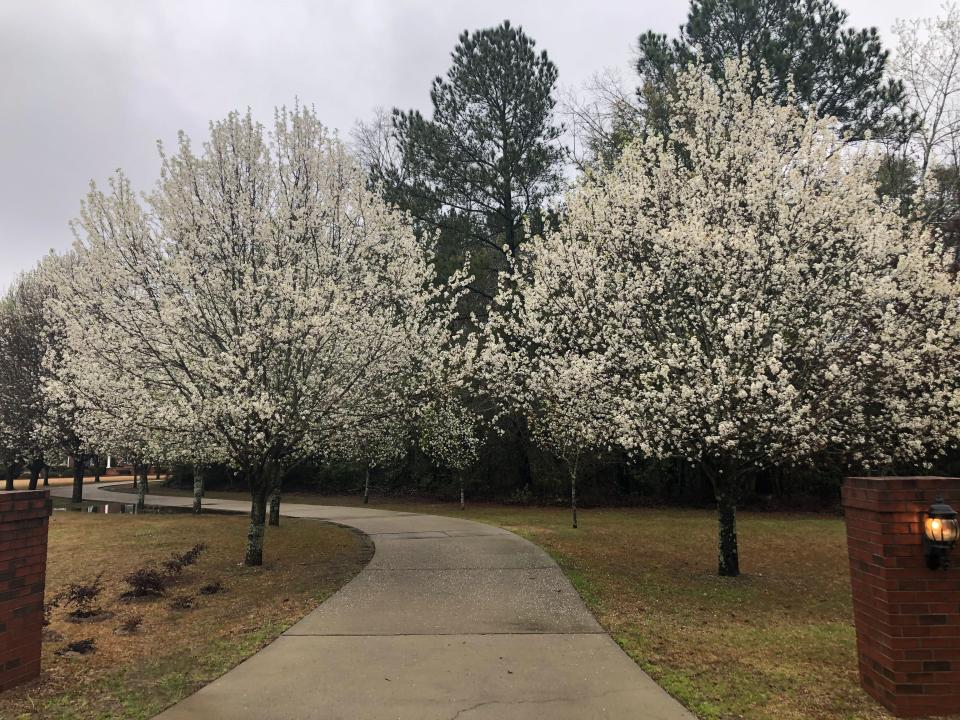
[105,484,948,720]
[1,510,372,720]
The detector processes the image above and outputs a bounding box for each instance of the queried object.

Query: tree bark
[716,491,740,577]
[93,455,101,483]
[155,466,161,481]
[4,463,15,491]
[245,485,269,566]
[269,488,281,527]
[459,475,465,511]
[570,461,578,530]
[192,466,204,514]
[71,456,85,504]
[363,465,370,504]
[135,463,146,512]
[42,465,49,487]
[28,458,43,491]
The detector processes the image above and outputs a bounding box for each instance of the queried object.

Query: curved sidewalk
[52,484,694,720]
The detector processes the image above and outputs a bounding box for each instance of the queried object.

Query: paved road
[51,483,695,720]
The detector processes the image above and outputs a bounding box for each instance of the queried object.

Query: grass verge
[1,511,372,720]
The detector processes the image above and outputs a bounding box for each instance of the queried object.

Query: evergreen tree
[635,0,912,142]
[363,21,563,304]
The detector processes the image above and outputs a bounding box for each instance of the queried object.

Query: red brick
[0,489,49,692]
[844,477,960,717]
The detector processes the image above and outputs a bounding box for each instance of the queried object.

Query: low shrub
[198,579,223,595]
[56,638,95,655]
[58,575,104,619]
[122,567,167,598]
[168,594,195,610]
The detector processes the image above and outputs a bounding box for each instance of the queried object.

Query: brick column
[842,476,960,718]
[0,489,51,692]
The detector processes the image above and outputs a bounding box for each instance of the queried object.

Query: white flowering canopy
[50,107,457,487]
[486,60,960,480]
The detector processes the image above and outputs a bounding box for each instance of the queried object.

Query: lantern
[923,498,959,570]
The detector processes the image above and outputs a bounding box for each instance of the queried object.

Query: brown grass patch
[1,510,372,719]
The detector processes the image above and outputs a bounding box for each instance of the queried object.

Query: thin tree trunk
[363,465,370,504]
[155,466,161,481]
[570,461,578,530]
[4,464,15,491]
[42,465,49,487]
[459,475,465,511]
[28,458,43,491]
[135,463,146,512]
[141,466,149,494]
[93,455,101,483]
[245,485,268,566]
[71,457,85,504]
[192,466,204,514]
[716,491,740,577]
[269,488,281,527]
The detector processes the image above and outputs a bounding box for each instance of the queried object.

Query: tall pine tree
[635,0,912,143]
[364,21,563,304]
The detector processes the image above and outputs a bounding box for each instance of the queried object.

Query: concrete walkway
[51,483,695,720]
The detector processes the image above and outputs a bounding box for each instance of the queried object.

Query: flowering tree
[487,61,960,576]
[53,106,456,565]
[0,265,51,490]
[418,393,480,510]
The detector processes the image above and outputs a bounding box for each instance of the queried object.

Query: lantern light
[923,497,959,570]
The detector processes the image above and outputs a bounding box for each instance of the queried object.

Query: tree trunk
[716,491,740,577]
[245,485,268,566]
[269,488,280,527]
[192,466,204,514]
[93,455,101,483]
[42,465,49,487]
[71,457,85,504]
[570,462,578,530]
[155,466,161,481]
[135,463,146,512]
[459,476,465,511]
[28,458,43,491]
[141,466,149,494]
[363,465,370,504]
[4,464,15,491]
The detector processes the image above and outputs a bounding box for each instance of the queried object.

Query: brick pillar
[0,489,51,691]
[842,476,960,718]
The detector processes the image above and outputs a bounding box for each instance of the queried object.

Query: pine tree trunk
[363,466,370,504]
[192,466,204,514]
[42,465,49,487]
[269,488,280,527]
[717,491,740,577]
[245,486,268,566]
[71,458,85,504]
[570,464,578,529]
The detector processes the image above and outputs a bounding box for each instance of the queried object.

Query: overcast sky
[0,0,945,290]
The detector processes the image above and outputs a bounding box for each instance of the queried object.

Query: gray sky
[0,0,944,290]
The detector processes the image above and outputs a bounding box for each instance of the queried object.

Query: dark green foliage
[372,20,564,304]
[635,0,912,142]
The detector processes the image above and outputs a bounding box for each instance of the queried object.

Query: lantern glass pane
[925,516,945,543]
[943,518,959,544]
